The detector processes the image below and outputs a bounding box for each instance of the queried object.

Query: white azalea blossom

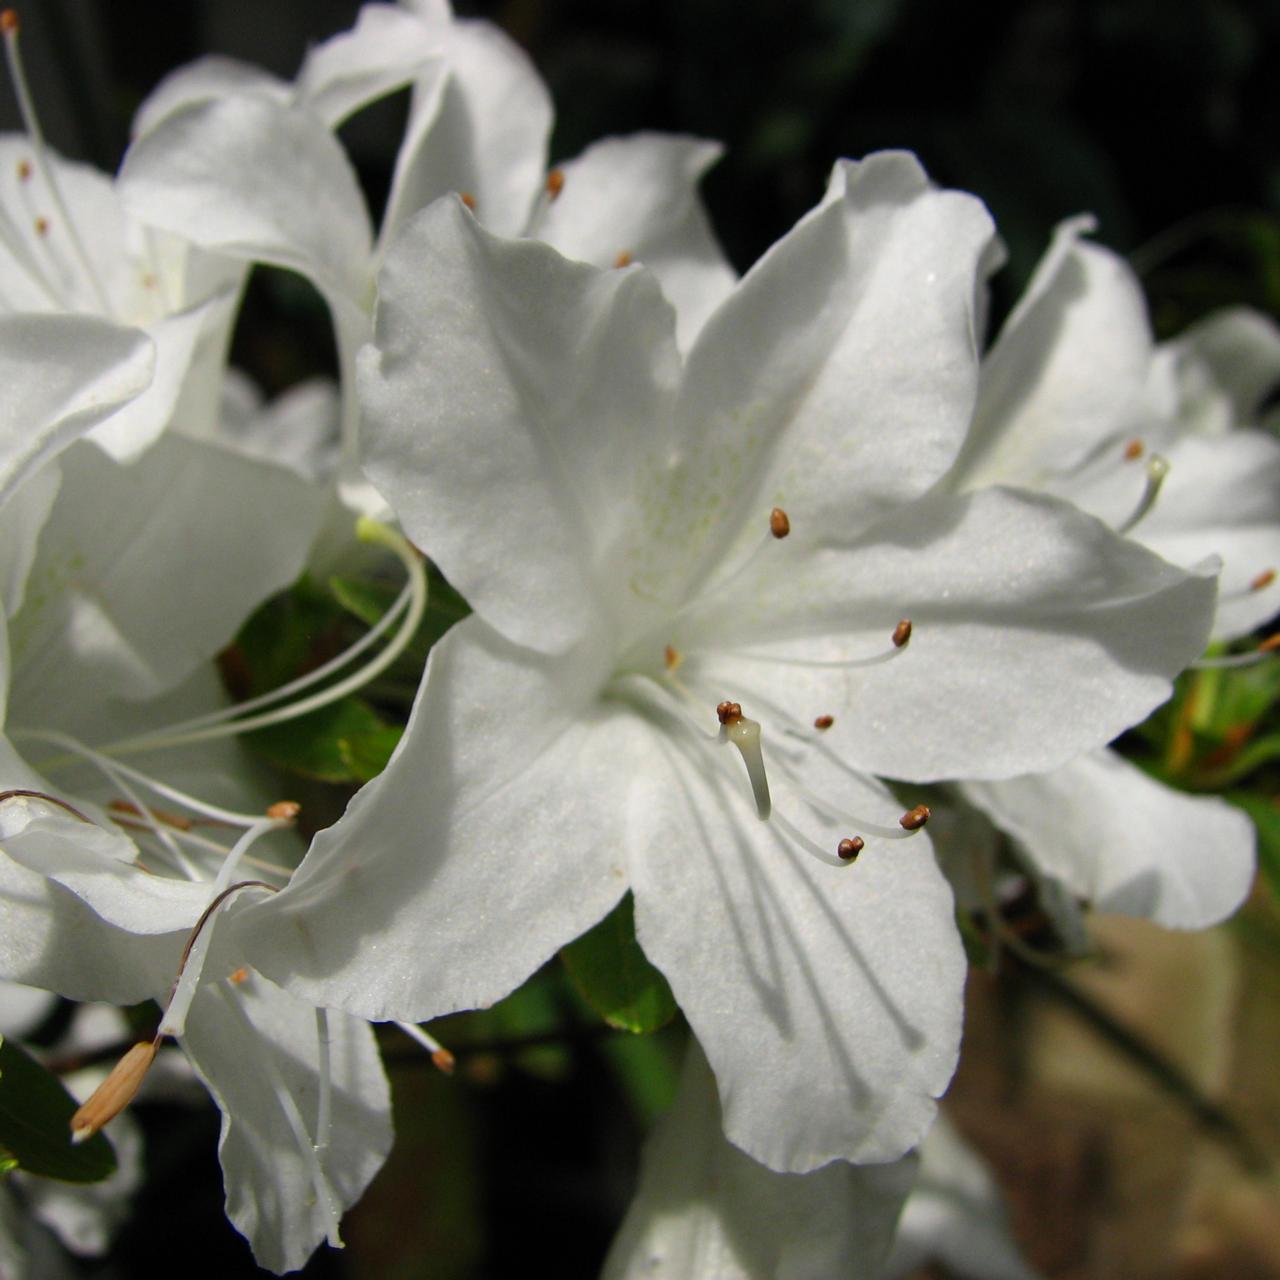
[603,1039,917,1280]
[239,153,1216,1176]
[944,221,1270,931]
[0,427,394,1272]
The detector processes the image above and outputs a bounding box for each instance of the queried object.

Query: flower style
[942,220,1272,930]
[0,406,394,1271]
[602,1038,918,1280]
[241,152,1217,1174]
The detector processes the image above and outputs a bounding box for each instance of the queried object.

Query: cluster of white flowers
[0,2,1276,1275]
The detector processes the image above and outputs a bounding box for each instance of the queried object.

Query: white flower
[943,221,1268,931]
[241,153,1217,1173]
[0,13,241,460]
[0,423,392,1272]
[603,1038,917,1280]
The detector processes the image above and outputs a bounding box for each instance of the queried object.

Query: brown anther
[613,250,633,268]
[664,644,681,671]
[1250,568,1276,592]
[70,1040,157,1143]
[459,191,476,211]
[34,216,48,236]
[228,966,250,985]
[431,1048,456,1075]
[0,10,19,35]
[769,507,791,539]
[16,158,31,181]
[1259,633,1280,653]
[545,168,565,200]
[266,800,301,821]
[898,804,930,831]
[813,714,834,730]
[892,619,912,648]
[141,271,157,289]
[837,836,865,862]
[107,800,193,831]
[716,700,743,725]
[1123,439,1145,461]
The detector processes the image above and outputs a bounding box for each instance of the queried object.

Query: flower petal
[239,617,633,1019]
[672,151,995,568]
[629,729,965,1170]
[950,218,1152,489]
[180,966,392,1274]
[130,56,290,139]
[686,486,1218,782]
[603,1040,917,1279]
[380,17,551,245]
[0,314,154,508]
[530,133,736,349]
[360,198,680,653]
[959,748,1255,929]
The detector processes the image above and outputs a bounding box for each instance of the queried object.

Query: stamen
[229,966,250,984]
[716,703,771,819]
[545,168,565,200]
[314,1008,332,1156]
[101,518,427,757]
[1123,438,1145,461]
[395,1020,456,1074]
[837,836,864,862]
[1115,453,1169,535]
[664,644,682,672]
[1193,633,1280,670]
[70,1037,160,1143]
[722,619,913,669]
[15,157,29,180]
[769,507,790,539]
[813,714,834,730]
[32,213,46,236]
[899,804,931,831]
[1251,569,1277,592]
[613,250,633,268]
[0,788,90,823]
[215,982,344,1250]
[459,192,476,212]
[1,10,113,313]
[158,879,277,1039]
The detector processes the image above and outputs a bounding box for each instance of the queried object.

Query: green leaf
[0,1034,116,1183]
[561,895,677,1034]
[244,697,399,784]
[1227,792,1280,901]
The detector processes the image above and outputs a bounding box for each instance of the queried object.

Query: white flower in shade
[603,1039,917,1280]
[0,12,241,460]
[241,152,1217,1173]
[116,0,735,495]
[942,221,1271,931]
[0,429,394,1273]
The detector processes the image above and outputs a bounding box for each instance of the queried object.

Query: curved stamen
[395,1020,456,1074]
[1,10,113,314]
[1115,453,1170,535]
[1219,567,1277,604]
[716,702,771,819]
[715,619,913,670]
[100,518,427,757]
[0,787,90,823]
[1192,633,1280,670]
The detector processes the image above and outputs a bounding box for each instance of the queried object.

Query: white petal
[685,486,1217,782]
[881,1115,1040,1280]
[951,218,1152,489]
[360,198,681,653]
[673,152,995,560]
[9,434,325,716]
[380,18,551,244]
[531,133,736,349]
[0,462,58,617]
[0,314,154,507]
[297,3,444,126]
[1166,307,1280,431]
[959,748,1255,930]
[180,969,392,1274]
[629,733,965,1170]
[130,56,290,139]
[604,1040,917,1280]
[239,618,632,1020]
[119,97,373,312]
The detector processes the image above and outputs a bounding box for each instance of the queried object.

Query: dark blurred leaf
[0,1035,116,1183]
[244,697,398,784]
[561,895,677,1034]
